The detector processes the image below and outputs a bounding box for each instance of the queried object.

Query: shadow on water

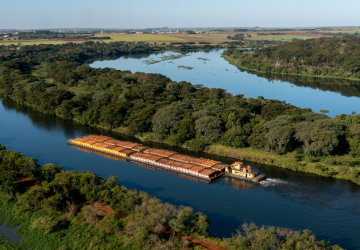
[0,224,21,243]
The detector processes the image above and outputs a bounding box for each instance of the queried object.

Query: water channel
[90,49,360,117]
[1,49,360,248]
[1,99,360,249]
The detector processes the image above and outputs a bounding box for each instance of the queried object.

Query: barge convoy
[67,135,265,183]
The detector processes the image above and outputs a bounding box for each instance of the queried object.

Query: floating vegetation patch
[144,60,161,65]
[144,53,188,65]
[197,57,210,61]
[178,66,194,70]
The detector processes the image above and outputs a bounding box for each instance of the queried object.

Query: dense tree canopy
[224,37,360,79]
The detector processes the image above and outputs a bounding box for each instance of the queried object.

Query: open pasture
[246,34,313,41]
[0,38,83,46]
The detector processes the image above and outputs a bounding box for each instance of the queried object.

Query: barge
[67,135,265,183]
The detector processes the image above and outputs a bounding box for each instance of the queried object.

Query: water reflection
[254,73,360,99]
[0,224,21,243]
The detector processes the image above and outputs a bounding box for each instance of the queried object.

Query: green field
[246,34,313,41]
[0,32,319,46]
[0,39,82,46]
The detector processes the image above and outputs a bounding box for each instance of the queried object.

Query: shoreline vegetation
[223,54,360,82]
[0,145,342,249]
[0,42,360,187]
[222,37,360,81]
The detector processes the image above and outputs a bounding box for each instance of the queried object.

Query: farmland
[0,32,323,46]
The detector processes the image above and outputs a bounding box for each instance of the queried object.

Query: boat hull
[226,172,266,182]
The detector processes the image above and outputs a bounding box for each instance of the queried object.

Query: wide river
[91,49,360,117]
[1,49,360,249]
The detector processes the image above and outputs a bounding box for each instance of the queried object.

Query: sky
[1,0,359,29]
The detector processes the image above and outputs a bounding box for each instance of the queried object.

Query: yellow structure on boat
[226,162,259,178]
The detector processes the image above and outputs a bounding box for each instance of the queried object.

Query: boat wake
[260,178,293,187]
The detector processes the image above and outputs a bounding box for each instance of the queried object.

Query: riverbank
[222,54,360,81]
[132,131,360,185]
[205,145,360,185]
[222,37,360,81]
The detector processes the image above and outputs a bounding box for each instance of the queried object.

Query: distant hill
[224,37,360,80]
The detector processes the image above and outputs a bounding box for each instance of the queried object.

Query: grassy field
[246,34,313,41]
[0,39,82,45]
[316,29,360,34]
[0,32,320,46]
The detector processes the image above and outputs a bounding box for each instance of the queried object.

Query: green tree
[178,118,195,141]
[195,116,223,143]
[152,103,188,134]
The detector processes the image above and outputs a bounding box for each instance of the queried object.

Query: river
[1,99,360,249]
[2,49,360,248]
[90,49,360,117]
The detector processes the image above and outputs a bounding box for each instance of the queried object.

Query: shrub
[31,215,58,234]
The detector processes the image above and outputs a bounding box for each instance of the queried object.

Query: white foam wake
[260,178,292,187]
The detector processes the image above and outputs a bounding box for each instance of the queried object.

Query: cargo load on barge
[68,135,224,181]
[68,135,265,183]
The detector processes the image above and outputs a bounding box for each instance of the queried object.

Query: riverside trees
[224,37,360,79]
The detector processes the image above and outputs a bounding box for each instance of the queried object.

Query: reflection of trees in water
[246,71,360,98]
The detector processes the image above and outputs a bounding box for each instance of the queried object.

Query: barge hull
[67,140,223,182]
[226,172,266,182]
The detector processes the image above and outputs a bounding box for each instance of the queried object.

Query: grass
[0,197,136,250]
[246,34,313,41]
[316,29,360,34]
[0,32,321,46]
[0,39,82,46]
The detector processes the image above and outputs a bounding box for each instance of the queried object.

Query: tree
[178,118,195,141]
[265,126,294,153]
[195,116,223,143]
[221,129,248,148]
[152,103,188,134]
[294,119,344,155]
[186,139,205,152]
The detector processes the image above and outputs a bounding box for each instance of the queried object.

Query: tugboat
[225,162,266,182]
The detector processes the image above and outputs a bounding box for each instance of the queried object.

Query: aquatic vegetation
[177,65,194,70]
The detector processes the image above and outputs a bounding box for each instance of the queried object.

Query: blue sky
[1,0,359,29]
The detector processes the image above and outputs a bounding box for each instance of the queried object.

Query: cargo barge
[67,135,265,183]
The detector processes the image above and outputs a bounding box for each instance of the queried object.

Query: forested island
[223,37,360,80]
[0,42,360,187]
[0,145,342,249]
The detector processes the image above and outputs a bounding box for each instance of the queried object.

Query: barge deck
[67,140,223,182]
